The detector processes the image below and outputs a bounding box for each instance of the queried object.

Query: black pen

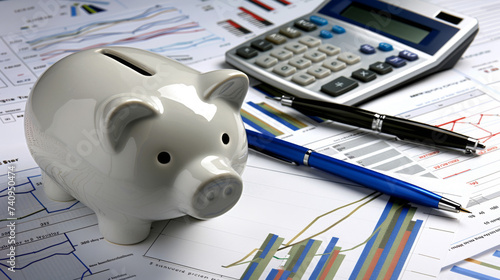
[273,95,485,154]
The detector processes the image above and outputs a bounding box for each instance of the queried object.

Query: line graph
[143,165,451,279]
[390,88,500,181]
[437,113,500,143]
[8,4,227,78]
[234,197,422,280]
[0,169,81,223]
[26,5,177,47]
[0,233,90,280]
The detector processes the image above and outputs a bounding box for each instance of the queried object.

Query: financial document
[1,0,500,279]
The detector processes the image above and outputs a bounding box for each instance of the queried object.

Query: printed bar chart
[278,238,321,279]
[248,102,308,131]
[350,199,422,279]
[241,234,284,280]
[241,108,284,136]
[238,7,273,28]
[217,19,252,37]
[238,199,422,280]
[309,237,345,280]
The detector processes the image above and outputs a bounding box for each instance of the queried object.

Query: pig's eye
[221,133,230,145]
[157,151,171,164]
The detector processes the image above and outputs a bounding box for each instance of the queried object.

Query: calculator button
[279,26,302,38]
[304,50,326,62]
[399,50,419,61]
[309,15,328,26]
[273,63,297,77]
[292,73,316,85]
[369,62,393,74]
[236,46,258,59]
[321,76,358,97]
[352,68,377,82]
[285,42,307,54]
[318,44,341,56]
[255,55,278,68]
[307,66,331,78]
[299,36,321,48]
[251,39,273,51]
[294,19,317,32]
[360,44,376,54]
[378,42,393,51]
[385,55,407,68]
[322,58,346,72]
[337,52,361,65]
[265,33,287,45]
[289,57,312,69]
[319,30,333,39]
[331,25,346,34]
[270,49,293,60]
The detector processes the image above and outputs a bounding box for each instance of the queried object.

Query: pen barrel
[307,152,442,209]
[246,129,310,164]
[381,116,471,150]
[291,99,374,130]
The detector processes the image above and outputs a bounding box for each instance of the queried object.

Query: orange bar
[319,250,340,280]
[385,230,412,279]
[274,269,284,280]
[363,248,384,280]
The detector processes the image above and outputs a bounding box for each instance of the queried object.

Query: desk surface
[1,0,500,279]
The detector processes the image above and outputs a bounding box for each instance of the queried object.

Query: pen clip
[248,144,299,166]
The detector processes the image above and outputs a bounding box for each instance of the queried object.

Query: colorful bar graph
[350,199,422,280]
[241,109,283,136]
[272,238,322,279]
[248,102,308,131]
[239,199,421,279]
[310,237,345,280]
[241,234,284,280]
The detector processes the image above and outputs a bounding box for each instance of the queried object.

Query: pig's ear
[97,95,162,152]
[200,69,248,109]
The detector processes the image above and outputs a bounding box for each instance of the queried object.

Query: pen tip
[460,207,472,214]
[477,143,486,150]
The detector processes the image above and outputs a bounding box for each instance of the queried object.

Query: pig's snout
[178,156,243,219]
[192,175,242,219]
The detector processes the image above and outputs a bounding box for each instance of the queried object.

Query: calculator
[225,0,478,105]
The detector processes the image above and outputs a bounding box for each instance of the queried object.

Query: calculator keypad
[232,15,421,98]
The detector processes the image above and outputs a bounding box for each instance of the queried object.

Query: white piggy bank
[24,47,249,244]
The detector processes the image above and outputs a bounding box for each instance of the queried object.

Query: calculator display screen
[339,3,431,44]
[317,0,459,55]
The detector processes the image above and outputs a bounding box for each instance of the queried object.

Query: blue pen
[246,129,469,213]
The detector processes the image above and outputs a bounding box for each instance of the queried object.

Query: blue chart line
[1,170,80,222]
[33,15,190,51]
[0,233,91,280]
[450,266,500,280]
[28,175,80,213]
[27,5,177,45]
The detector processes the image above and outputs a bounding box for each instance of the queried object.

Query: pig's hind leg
[97,214,151,245]
[42,170,75,202]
